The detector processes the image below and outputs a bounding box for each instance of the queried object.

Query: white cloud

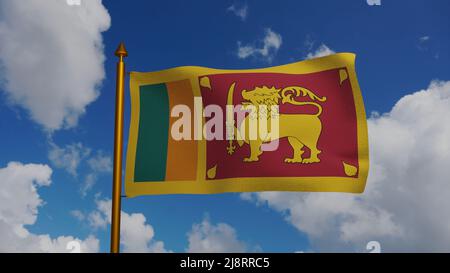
[48,142,111,196]
[419,36,430,42]
[121,211,167,253]
[88,209,108,230]
[303,35,315,51]
[70,210,85,221]
[417,36,431,52]
[0,0,111,130]
[237,28,282,62]
[48,142,91,176]
[305,44,335,59]
[81,151,112,196]
[81,173,97,197]
[88,151,112,173]
[187,218,247,253]
[87,198,168,253]
[0,162,99,252]
[243,80,450,252]
[227,3,248,21]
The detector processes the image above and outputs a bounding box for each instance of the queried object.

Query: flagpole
[110,42,128,253]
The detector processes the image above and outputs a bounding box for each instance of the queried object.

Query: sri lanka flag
[125,53,369,197]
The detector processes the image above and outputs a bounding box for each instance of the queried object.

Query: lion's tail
[281,86,326,116]
[281,86,327,102]
[285,101,323,116]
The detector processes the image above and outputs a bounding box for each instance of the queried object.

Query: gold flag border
[125,53,369,197]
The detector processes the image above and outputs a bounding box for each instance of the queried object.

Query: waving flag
[125,53,369,197]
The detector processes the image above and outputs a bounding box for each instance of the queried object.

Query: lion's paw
[284,158,302,163]
[244,157,259,162]
[302,158,320,164]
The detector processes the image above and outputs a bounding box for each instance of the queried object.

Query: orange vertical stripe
[165,80,197,181]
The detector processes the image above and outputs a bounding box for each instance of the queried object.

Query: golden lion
[227,83,326,164]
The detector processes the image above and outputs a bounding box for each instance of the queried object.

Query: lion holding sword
[226,82,326,164]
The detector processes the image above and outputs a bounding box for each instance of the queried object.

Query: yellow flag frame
[124,53,369,197]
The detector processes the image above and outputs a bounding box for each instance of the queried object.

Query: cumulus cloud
[305,44,335,59]
[227,3,248,21]
[120,210,167,253]
[0,0,111,130]
[237,28,282,62]
[243,80,450,252]
[187,218,247,253]
[0,162,99,252]
[84,198,168,253]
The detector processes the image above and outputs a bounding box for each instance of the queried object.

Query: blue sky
[1,0,450,253]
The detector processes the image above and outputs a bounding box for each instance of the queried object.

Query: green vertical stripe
[134,83,169,182]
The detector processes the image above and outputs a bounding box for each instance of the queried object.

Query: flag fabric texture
[125,53,369,197]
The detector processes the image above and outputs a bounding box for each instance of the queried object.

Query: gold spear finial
[114,42,128,58]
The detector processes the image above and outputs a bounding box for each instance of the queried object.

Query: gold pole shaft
[110,42,128,253]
